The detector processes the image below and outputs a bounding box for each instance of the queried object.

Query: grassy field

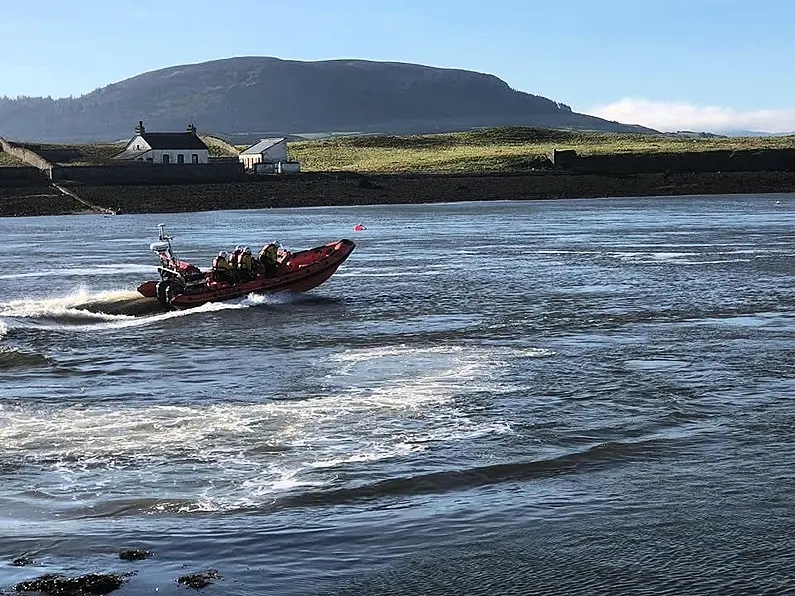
[0,150,25,166]
[7,127,795,172]
[14,142,126,165]
[289,127,795,173]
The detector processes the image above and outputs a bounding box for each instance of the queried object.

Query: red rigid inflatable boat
[137,225,355,310]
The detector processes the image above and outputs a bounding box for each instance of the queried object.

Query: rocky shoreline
[1,170,795,217]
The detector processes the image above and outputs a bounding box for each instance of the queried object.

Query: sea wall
[50,161,247,184]
[2,170,794,217]
[15,143,87,164]
[0,136,53,171]
[553,149,795,174]
[66,171,795,216]
[0,166,45,186]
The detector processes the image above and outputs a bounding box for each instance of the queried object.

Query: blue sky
[2,0,794,132]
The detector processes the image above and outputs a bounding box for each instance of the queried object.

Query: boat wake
[0,287,301,334]
[0,289,162,321]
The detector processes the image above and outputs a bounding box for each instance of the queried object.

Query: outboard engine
[155,279,177,307]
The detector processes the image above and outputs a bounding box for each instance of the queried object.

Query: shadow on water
[61,438,673,520]
[0,346,51,369]
[272,438,677,512]
[82,291,343,318]
[79,296,166,317]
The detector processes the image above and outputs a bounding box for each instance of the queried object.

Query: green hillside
[290,127,795,173]
[0,57,655,142]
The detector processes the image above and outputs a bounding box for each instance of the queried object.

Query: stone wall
[0,136,53,172]
[16,144,84,164]
[50,161,247,184]
[0,166,46,186]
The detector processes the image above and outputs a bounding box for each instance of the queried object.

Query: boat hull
[138,239,355,310]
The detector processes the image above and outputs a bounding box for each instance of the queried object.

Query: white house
[113,121,210,164]
[239,138,300,172]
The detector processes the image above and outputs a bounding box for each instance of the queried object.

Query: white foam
[241,291,293,306]
[0,320,7,340]
[0,342,534,512]
[77,299,245,331]
[332,344,464,363]
[0,287,250,331]
[0,288,138,318]
[306,446,422,469]
[514,347,557,358]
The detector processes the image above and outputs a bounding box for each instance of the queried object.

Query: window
[146,157,153,163]
[162,154,170,164]
[192,154,199,164]
[177,154,184,164]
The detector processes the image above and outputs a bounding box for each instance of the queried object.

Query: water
[1,195,794,595]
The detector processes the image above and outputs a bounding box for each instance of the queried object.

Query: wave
[54,437,670,518]
[534,248,777,265]
[0,346,50,369]
[0,287,291,331]
[273,438,673,509]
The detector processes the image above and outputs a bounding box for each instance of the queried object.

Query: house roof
[141,132,208,150]
[240,138,286,155]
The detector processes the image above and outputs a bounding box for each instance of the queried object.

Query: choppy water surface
[1,195,794,595]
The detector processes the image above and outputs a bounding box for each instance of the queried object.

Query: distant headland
[0,57,656,143]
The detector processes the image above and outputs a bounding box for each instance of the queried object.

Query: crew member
[211,251,234,283]
[258,242,279,278]
[229,245,243,269]
[238,246,254,280]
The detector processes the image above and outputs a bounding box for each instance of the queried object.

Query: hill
[0,57,655,142]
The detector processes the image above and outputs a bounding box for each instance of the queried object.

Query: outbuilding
[113,121,210,164]
[239,138,300,173]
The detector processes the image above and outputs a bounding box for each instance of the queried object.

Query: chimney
[135,120,145,135]
[186,123,197,134]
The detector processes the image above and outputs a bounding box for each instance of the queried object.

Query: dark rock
[11,555,35,567]
[118,549,152,561]
[357,177,382,189]
[176,569,223,589]
[13,572,128,595]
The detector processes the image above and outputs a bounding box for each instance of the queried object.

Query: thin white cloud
[586,98,795,134]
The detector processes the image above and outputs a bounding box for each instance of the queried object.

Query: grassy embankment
[0,150,25,166]
[6,135,231,165]
[7,142,125,165]
[287,128,795,173]
[6,127,795,173]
